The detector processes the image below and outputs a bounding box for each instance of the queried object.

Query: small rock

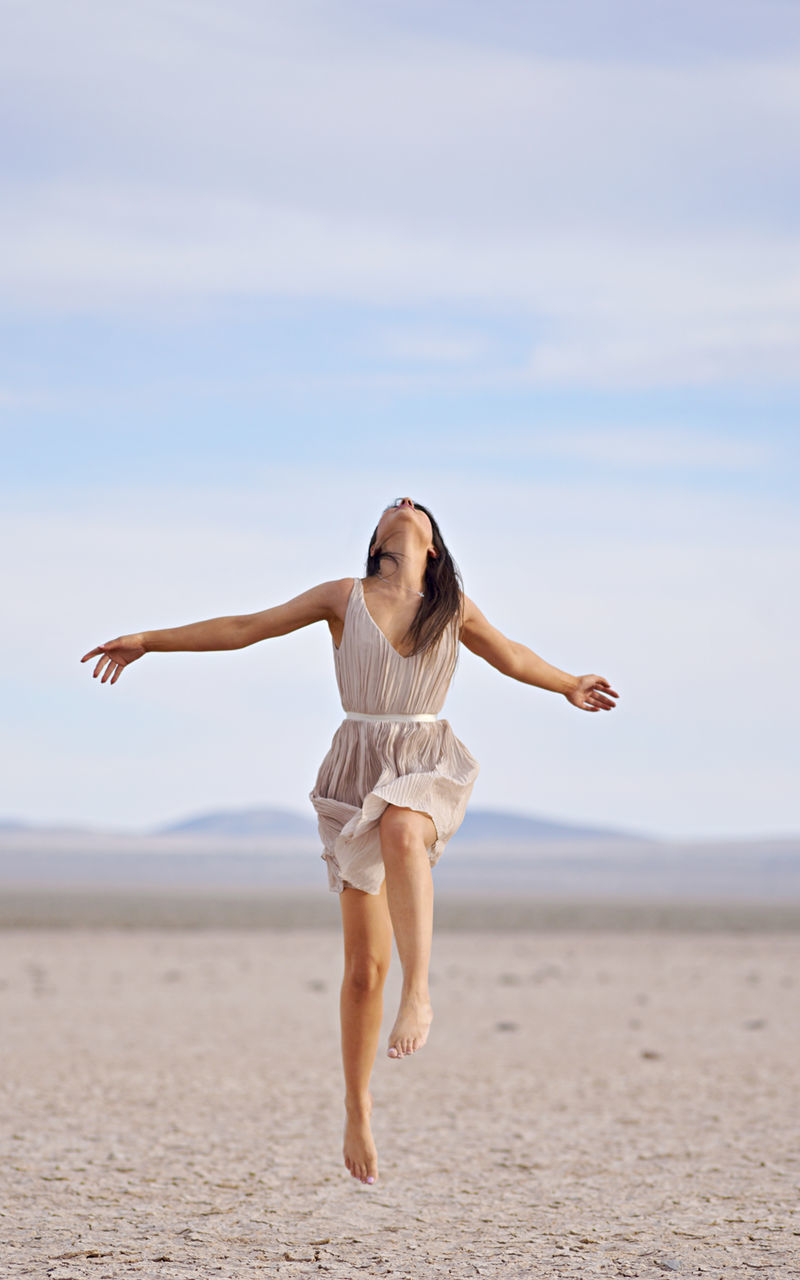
[495,1021,519,1032]
[641,1049,662,1060]
[655,1259,682,1272]
[743,1018,766,1030]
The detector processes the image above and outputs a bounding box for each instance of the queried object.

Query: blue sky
[2,0,798,839]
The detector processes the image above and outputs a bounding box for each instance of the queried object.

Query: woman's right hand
[81,634,147,685]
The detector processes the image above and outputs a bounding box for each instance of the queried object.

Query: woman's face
[372,497,434,555]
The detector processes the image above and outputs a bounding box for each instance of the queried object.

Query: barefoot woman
[82,496,618,1185]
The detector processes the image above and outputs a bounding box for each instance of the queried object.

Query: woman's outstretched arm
[460,596,618,713]
[81,578,353,686]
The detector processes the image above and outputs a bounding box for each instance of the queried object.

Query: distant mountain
[155,808,317,838]
[154,805,650,842]
[0,820,102,836]
[0,806,651,843]
[457,810,651,843]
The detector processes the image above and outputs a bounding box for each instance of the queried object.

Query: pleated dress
[310,576,480,895]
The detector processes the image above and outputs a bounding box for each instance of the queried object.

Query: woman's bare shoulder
[459,593,483,628]
[316,577,357,621]
[459,593,503,648]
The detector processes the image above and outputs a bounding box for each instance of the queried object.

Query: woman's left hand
[566,674,619,712]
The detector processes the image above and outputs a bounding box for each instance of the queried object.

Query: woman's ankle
[399,981,431,1005]
[344,1091,372,1116]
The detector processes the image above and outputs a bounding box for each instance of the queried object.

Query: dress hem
[311,772,471,896]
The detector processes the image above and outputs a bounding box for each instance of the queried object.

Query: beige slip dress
[310,576,480,894]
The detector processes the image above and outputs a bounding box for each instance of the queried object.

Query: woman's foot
[387,994,433,1058]
[343,1094,378,1185]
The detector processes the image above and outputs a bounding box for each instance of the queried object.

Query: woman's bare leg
[379,805,437,1059]
[339,883,393,1184]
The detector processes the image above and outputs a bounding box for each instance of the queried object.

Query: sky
[2,0,798,840]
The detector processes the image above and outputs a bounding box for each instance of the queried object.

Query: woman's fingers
[84,642,139,685]
[577,676,619,711]
[84,636,143,685]
[93,653,122,682]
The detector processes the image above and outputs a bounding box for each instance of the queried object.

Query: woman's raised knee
[379,808,430,859]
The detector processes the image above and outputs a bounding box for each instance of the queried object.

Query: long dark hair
[365,502,463,656]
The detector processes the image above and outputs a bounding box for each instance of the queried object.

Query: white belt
[345,711,438,723]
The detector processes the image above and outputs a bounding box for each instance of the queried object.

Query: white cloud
[1,5,799,385]
[3,184,798,386]
[377,328,491,365]
[460,427,775,471]
[5,6,799,230]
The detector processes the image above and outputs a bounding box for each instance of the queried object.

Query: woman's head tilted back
[366,498,463,656]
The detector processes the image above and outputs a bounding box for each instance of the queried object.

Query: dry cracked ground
[1,927,798,1279]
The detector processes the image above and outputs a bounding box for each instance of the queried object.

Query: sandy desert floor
[1,925,798,1279]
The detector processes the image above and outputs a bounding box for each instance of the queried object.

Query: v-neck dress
[310,576,479,894]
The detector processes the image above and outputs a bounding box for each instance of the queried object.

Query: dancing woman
[82,496,618,1186]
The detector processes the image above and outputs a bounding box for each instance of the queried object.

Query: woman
[82,496,618,1186]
